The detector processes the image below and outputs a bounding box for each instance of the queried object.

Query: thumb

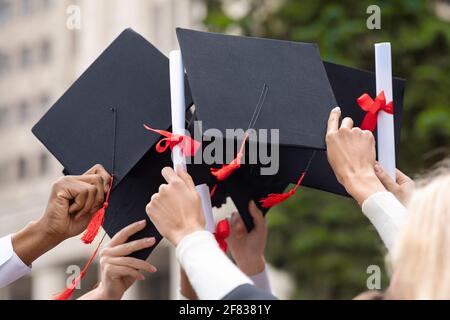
[395,168,413,185]
[248,201,264,229]
[374,163,398,193]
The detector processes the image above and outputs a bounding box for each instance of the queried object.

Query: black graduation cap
[31,28,219,259]
[176,28,338,230]
[176,28,337,149]
[279,61,405,194]
[231,61,406,230]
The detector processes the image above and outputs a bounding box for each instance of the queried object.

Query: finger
[248,201,265,229]
[67,181,89,214]
[107,256,157,273]
[176,165,196,189]
[327,107,341,133]
[161,167,178,184]
[340,117,354,129]
[230,212,245,235]
[75,182,98,219]
[108,220,147,247]
[104,265,145,281]
[395,168,413,184]
[107,237,156,257]
[76,175,106,208]
[374,163,397,192]
[84,164,111,192]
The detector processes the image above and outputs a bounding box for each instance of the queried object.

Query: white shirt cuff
[362,191,408,253]
[176,231,252,300]
[249,266,272,294]
[0,234,32,288]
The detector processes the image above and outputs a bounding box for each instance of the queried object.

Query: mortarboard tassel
[143,124,201,157]
[213,219,230,253]
[81,176,114,244]
[54,236,104,300]
[210,84,267,195]
[357,90,393,132]
[210,184,218,197]
[259,172,307,208]
[210,134,249,181]
[56,108,117,300]
[259,149,317,208]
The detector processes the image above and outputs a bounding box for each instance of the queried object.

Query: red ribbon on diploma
[356,90,394,132]
[143,124,200,157]
[214,219,230,253]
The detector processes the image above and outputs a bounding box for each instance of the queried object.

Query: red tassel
[210,134,249,182]
[54,238,104,300]
[214,219,230,253]
[81,206,106,244]
[259,172,306,208]
[81,176,113,244]
[210,184,218,197]
[53,272,85,300]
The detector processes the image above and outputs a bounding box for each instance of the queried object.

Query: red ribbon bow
[143,124,201,157]
[356,90,394,132]
[214,219,230,253]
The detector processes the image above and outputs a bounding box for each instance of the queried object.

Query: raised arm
[1,164,110,288]
[325,107,408,252]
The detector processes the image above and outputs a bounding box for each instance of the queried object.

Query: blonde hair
[388,162,450,299]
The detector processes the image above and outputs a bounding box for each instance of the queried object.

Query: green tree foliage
[205,0,450,299]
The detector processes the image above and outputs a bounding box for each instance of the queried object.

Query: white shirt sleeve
[176,231,253,300]
[0,234,32,288]
[249,266,272,293]
[361,191,408,253]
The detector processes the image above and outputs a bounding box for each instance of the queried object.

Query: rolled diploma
[375,43,396,180]
[169,50,215,233]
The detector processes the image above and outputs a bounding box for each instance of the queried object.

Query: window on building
[18,100,30,123]
[151,4,162,45]
[20,47,32,68]
[39,93,51,111]
[20,0,33,16]
[40,0,53,10]
[0,0,12,25]
[40,38,52,64]
[17,156,28,180]
[5,275,32,300]
[0,161,8,184]
[138,246,170,299]
[0,106,9,129]
[70,29,79,58]
[39,152,49,175]
[0,51,10,76]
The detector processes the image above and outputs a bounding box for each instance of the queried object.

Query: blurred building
[0,0,206,300]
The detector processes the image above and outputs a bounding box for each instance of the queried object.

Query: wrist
[342,171,386,205]
[96,283,123,300]
[12,220,62,265]
[173,225,204,247]
[235,254,266,276]
[79,284,119,300]
[35,215,67,244]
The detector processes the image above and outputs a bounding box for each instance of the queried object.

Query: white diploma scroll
[169,50,214,232]
[375,43,396,180]
[196,184,215,233]
[169,50,187,171]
